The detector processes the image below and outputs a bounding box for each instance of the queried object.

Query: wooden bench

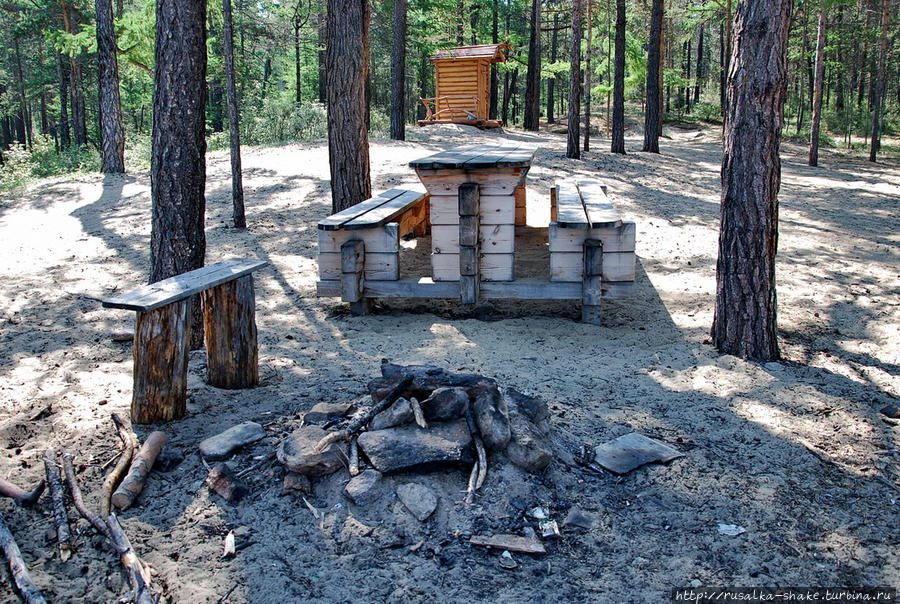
[102,258,267,424]
[548,180,636,324]
[317,188,430,312]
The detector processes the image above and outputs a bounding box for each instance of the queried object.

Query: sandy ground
[0,124,898,603]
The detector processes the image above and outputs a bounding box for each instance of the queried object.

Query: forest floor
[0,122,898,603]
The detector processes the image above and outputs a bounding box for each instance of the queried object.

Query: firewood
[0,511,47,604]
[101,413,137,519]
[111,431,169,511]
[106,514,154,604]
[348,436,360,477]
[207,463,247,503]
[464,406,487,503]
[313,375,414,453]
[42,449,71,561]
[409,397,428,429]
[0,477,44,507]
[61,453,110,541]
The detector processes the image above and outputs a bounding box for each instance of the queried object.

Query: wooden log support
[341,239,370,315]
[582,239,603,325]
[458,183,480,304]
[132,299,190,424]
[201,275,259,389]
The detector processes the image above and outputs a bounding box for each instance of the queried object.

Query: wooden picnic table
[410,144,536,289]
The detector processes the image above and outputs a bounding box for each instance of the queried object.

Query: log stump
[201,275,259,389]
[132,300,190,423]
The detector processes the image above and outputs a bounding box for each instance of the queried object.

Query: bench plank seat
[577,180,622,228]
[343,189,428,229]
[317,189,410,231]
[555,183,590,227]
[102,259,268,312]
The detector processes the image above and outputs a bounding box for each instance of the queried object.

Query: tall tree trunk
[390,0,407,140]
[566,0,582,158]
[418,50,428,120]
[470,0,479,44]
[610,0,626,154]
[224,0,245,228]
[318,13,326,103]
[56,54,71,149]
[294,15,303,103]
[712,0,792,362]
[12,37,31,149]
[834,4,845,114]
[547,12,558,124]
[61,1,88,146]
[685,34,693,112]
[96,0,126,173]
[457,1,465,45]
[808,9,826,167]
[642,0,664,152]
[490,0,499,119]
[326,0,371,212]
[694,23,704,104]
[583,0,592,151]
[719,21,726,112]
[868,0,890,161]
[523,0,542,131]
[151,0,208,350]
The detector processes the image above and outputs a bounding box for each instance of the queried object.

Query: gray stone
[303,402,356,425]
[420,387,469,421]
[880,404,900,419]
[504,389,550,434]
[357,420,473,473]
[592,432,684,475]
[277,425,344,476]
[396,483,438,521]
[472,383,510,450]
[506,412,553,472]
[343,469,386,506]
[370,398,414,430]
[563,507,598,531]
[199,422,265,460]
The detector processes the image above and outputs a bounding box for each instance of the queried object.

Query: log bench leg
[582,239,603,325]
[201,275,259,389]
[341,240,370,315]
[459,183,480,305]
[132,300,190,424]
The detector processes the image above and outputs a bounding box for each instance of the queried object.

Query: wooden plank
[577,180,622,228]
[317,189,406,231]
[550,185,558,222]
[582,240,604,325]
[432,252,514,281]
[341,240,365,304]
[548,222,636,253]
[415,167,526,194]
[343,190,428,229]
[550,251,635,282]
[102,259,268,312]
[317,278,635,300]
[410,145,534,170]
[458,183,480,216]
[555,183,589,227]
[317,225,399,254]
[319,252,399,281]
[431,224,514,254]
[430,195,515,225]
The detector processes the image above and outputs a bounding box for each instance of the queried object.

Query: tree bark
[326,0,371,212]
[547,12,558,124]
[150,0,208,350]
[56,54,70,149]
[610,0,626,154]
[96,0,126,173]
[12,38,31,149]
[642,0,664,152]
[808,9,826,167]
[61,1,88,147]
[712,0,791,362]
[523,0,542,131]
[694,23,704,104]
[390,0,408,140]
[868,0,890,162]
[566,0,582,158]
[583,0,592,151]
[224,0,246,227]
[490,0,499,120]
[318,13,326,103]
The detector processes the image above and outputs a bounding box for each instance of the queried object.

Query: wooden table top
[409,143,536,170]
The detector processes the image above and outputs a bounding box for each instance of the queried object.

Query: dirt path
[0,126,897,603]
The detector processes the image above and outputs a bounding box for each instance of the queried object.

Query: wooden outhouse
[418,43,509,129]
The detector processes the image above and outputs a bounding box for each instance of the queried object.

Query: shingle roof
[431,43,510,62]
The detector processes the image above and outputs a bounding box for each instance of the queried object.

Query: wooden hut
[418,43,509,129]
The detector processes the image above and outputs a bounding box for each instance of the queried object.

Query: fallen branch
[235,452,276,480]
[106,514,154,604]
[409,397,428,429]
[313,375,413,453]
[464,406,487,503]
[0,477,44,507]
[61,453,110,541]
[0,511,47,604]
[101,414,137,518]
[111,431,169,511]
[42,450,71,561]
[348,436,360,477]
